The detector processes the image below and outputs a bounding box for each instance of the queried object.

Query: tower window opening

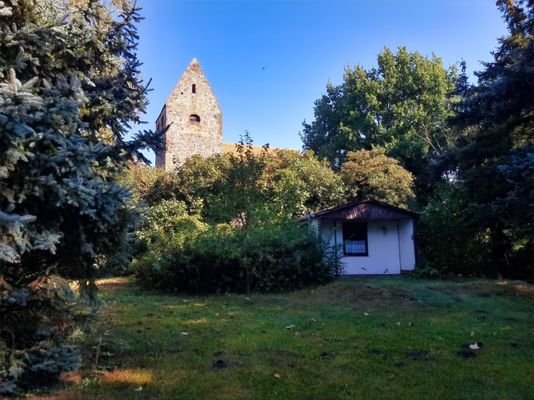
[190,114,201,123]
[192,84,196,94]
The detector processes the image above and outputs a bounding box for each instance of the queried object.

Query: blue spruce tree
[0,0,158,393]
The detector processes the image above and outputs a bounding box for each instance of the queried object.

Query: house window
[343,222,368,256]
[192,84,196,94]
[190,114,201,123]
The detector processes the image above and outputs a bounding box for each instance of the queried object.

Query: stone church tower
[155,58,222,170]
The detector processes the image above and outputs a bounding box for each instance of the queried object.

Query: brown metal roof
[307,199,417,221]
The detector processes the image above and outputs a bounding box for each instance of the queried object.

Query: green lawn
[36,277,534,400]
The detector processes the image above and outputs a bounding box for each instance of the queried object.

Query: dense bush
[132,138,341,294]
[417,186,492,277]
[134,199,206,258]
[135,221,340,294]
[126,142,345,224]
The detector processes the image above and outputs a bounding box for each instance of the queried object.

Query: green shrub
[417,186,491,276]
[133,200,207,288]
[132,138,342,293]
[410,257,441,279]
[135,221,340,294]
[135,199,206,247]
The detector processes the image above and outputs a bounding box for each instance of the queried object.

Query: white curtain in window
[345,240,366,254]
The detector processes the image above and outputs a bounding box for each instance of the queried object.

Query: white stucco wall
[398,219,416,271]
[318,219,415,275]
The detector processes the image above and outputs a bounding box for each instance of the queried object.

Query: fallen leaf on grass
[468,342,484,350]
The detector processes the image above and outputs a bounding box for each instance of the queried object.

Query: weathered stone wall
[157,58,222,171]
[155,105,167,168]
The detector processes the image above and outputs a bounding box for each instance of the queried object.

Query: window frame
[342,222,368,257]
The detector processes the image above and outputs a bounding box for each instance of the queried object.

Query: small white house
[305,199,417,275]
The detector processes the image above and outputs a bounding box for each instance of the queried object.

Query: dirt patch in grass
[428,280,534,300]
[317,283,417,309]
[101,368,153,386]
[505,282,534,297]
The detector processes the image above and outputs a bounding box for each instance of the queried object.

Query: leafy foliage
[120,163,171,206]
[340,148,415,207]
[261,149,345,216]
[208,133,271,228]
[135,221,340,294]
[416,186,491,276]
[134,199,206,256]
[301,47,462,198]
[132,134,344,222]
[132,136,342,294]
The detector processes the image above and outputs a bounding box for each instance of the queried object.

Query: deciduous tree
[301,47,462,198]
[340,148,415,208]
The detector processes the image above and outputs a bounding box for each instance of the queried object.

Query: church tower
[155,58,222,170]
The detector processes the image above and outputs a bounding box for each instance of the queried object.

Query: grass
[31,276,534,400]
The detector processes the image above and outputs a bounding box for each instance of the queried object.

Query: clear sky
[134,0,507,161]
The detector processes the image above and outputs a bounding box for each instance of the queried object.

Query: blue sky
[135,0,506,161]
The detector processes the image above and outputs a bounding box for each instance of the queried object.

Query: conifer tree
[457,0,534,276]
[0,0,157,393]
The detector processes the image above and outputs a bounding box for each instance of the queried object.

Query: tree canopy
[132,135,345,225]
[340,148,415,208]
[301,47,462,197]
